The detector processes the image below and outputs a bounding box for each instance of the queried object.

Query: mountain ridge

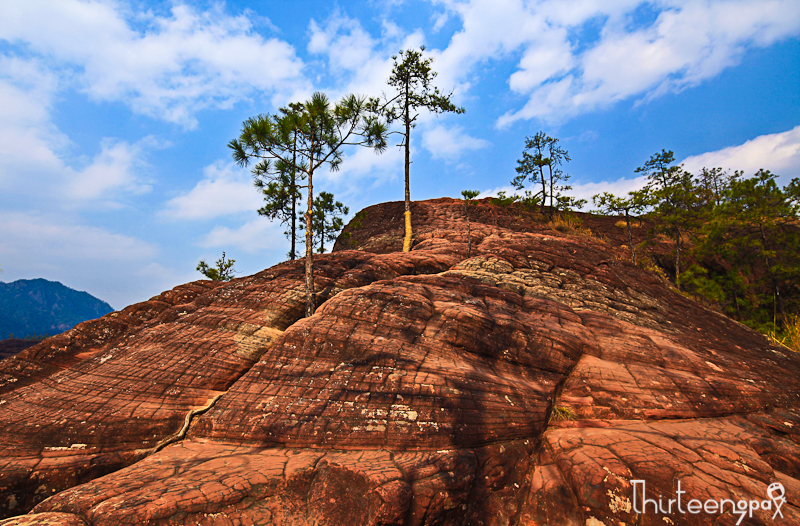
[0,278,113,340]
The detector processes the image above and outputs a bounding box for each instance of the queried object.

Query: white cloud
[430,0,800,126]
[200,218,288,255]
[421,124,489,160]
[0,211,164,308]
[0,57,65,189]
[0,56,153,208]
[162,161,263,220]
[681,126,800,182]
[306,10,425,100]
[65,137,155,202]
[570,176,648,209]
[0,1,307,128]
[0,212,156,262]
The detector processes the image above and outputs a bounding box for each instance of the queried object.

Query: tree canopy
[303,191,349,254]
[230,92,387,316]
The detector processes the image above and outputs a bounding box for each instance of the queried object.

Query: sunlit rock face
[1,198,800,525]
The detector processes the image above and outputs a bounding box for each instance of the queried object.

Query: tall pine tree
[230,93,387,316]
[371,47,463,252]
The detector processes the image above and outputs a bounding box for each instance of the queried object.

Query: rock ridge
[0,197,799,525]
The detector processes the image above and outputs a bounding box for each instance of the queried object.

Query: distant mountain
[0,279,113,339]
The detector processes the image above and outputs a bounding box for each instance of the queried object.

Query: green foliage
[490,190,541,211]
[300,191,349,253]
[375,47,464,128]
[230,92,388,316]
[676,264,726,304]
[592,189,651,263]
[461,189,480,201]
[23,332,50,340]
[342,210,368,248]
[370,47,464,251]
[251,103,306,260]
[635,150,701,281]
[513,131,581,216]
[490,191,518,207]
[693,170,800,327]
[630,149,799,334]
[197,251,236,282]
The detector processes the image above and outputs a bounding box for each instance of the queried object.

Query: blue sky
[0,0,799,309]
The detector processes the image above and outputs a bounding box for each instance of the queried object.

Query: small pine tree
[592,189,650,264]
[301,192,349,254]
[197,251,237,281]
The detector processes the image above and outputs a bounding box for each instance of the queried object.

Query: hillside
[0,279,113,340]
[0,198,799,525]
[0,339,43,361]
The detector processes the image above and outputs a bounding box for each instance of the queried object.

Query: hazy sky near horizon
[0,0,799,309]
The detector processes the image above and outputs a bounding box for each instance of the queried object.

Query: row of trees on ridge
[592,150,799,334]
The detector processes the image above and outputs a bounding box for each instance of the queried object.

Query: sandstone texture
[1,198,799,525]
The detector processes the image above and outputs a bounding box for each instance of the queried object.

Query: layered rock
[1,198,799,525]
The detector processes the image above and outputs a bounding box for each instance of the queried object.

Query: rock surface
[0,340,42,361]
[1,198,799,525]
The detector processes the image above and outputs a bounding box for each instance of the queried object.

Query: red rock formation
[1,198,799,525]
[0,340,43,361]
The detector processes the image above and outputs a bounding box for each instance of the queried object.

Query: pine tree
[592,189,651,264]
[302,192,349,254]
[230,93,387,316]
[513,132,576,216]
[635,150,698,282]
[371,47,464,252]
[253,103,306,260]
[461,190,480,257]
[197,252,236,281]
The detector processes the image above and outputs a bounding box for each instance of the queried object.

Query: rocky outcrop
[1,198,799,525]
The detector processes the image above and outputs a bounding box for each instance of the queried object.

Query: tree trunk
[539,163,546,215]
[305,151,315,318]
[290,133,297,261]
[625,210,635,264]
[760,223,788,327]
[549,164,554,218]
[674,225,682,284]
[403,80,412,253]
[320,212,325,254]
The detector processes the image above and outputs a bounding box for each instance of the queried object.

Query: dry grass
[769,315,800,352]
[615,219,642,229]
[548,213,594,237]
[635,253,669,282]
[549,405,576,422]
